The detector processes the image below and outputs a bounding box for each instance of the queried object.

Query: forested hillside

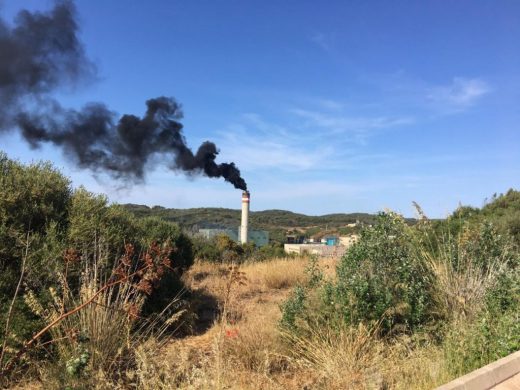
[123,204,378,230]
[122,204,385,243]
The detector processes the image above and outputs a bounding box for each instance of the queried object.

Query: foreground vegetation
[0,153,193,387]
[1,152,519,389]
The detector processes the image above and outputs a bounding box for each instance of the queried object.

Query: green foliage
[192,235,290,263]
[137,217,194,315]
[279,256,326,332]
[138,216,194,271]
[67,189,141,268]
[0,155,72,284]
[253,242,288,260]
[65,343,90,378]
[444,294,520,377]
[486,267,520,313]
[191,236,221,262]
[453,189,520,245]
[280,201,520,382]
[0,153,72,234]
[0,154,72,349]
[0,153,195,365]
[280,213,433,335]
[280,285,307,331]
[328,212,432,334]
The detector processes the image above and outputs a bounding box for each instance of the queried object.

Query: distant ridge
[122,204,380,230]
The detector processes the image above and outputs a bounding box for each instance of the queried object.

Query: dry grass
[19,245,184,389]
[169,257,317,389]
[382,335,453,390]
[282,323,385,389]
[415,225,511,321]
[170,256,465,389]
[184,256,312,297]
[241,257,308,289]
[12,255,469,389]
[170,256,413,390]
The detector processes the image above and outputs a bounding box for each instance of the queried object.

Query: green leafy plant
[330,212,432,334]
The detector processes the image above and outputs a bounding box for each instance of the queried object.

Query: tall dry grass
[22,244,184,388]
[241,257,309,290]
[382,337,451,390]
[414,222,512,321]
[282,323,385,389]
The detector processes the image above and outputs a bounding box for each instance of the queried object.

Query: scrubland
[1,154,519,389]
[124,256,458,390]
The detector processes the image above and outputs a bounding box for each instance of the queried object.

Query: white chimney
[240,191,250,244]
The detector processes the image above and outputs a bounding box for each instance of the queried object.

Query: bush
[191,234,244,263]
[137,217,194,315]
[192,235,289,263]
[0,153,71,235]
[192,235,221,262]
[0,154,72,352]
[280,213,433,335]
[22,243,179,388]
[326,212,432,334]
[138,217,194,271]
[415,218,519,321]
[67,188,140,267]
[0,153,195,379]
[444,307,519,377]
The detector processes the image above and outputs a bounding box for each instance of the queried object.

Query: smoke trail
[0,1,247,190]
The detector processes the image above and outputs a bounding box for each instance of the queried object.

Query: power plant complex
[198,191,269,247]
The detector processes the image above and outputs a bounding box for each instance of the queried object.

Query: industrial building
[238,227,269,246]
[198,228,238,241]
[198,227,269,247]
[198,191,269,247]
[283,234,358,258]
[283,243,347,258]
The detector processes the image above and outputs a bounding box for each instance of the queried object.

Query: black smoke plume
[0,1,247,190]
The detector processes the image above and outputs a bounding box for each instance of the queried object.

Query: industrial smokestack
[240,191,250,244]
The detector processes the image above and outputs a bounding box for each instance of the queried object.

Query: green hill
[122,204,387,242]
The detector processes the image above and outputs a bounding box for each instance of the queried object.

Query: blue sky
[1,1,519,217]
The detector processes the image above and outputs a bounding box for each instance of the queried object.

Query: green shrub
[280,213,433,336]
[137,217,194,316]
[192,236,221,262]
[0,154,72,350]
[0,153,71,235]
[67,188,141,268]
[280,285,307,331]
[330,212,432,334]
[138,216,194,271]
[444,302,519,376]
[0,153,195,371]
[192,234,244,263]
[414,218,518,321]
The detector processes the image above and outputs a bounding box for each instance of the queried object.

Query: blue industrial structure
[325,236,338,246]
